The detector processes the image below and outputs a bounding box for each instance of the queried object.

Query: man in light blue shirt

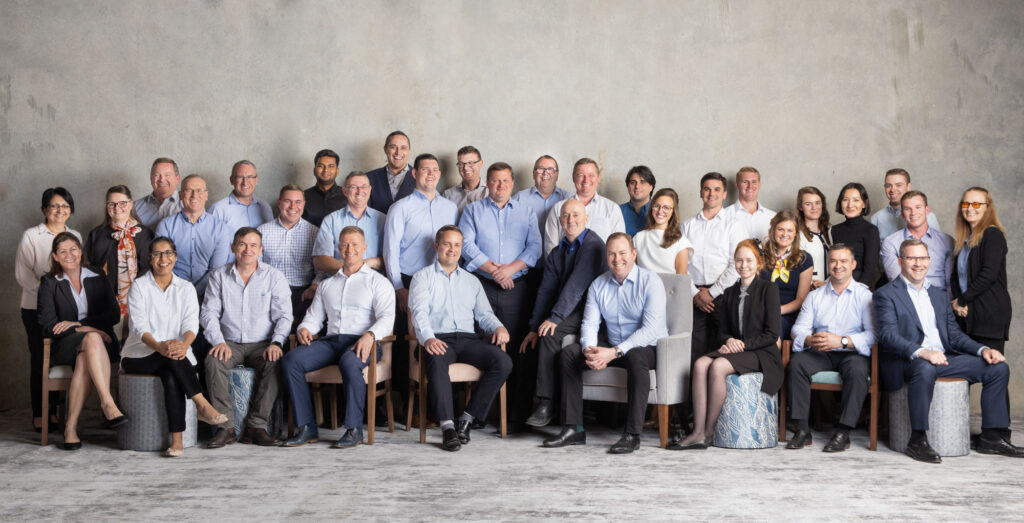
[786,244,875,452]
[870,168,941,240]
[409,225,512,452]
[512,155,570,247]
[543,232,667,454]
[135,157,183,228]
[880,191,953,290]
[155,174,231,299]
[210,160,275,238]
[313,171,385,274]
[619,165,655,236]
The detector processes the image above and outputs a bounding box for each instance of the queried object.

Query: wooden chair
[40,338,72,446]
[287,334,396,444]
[406,336,507,443]
[779,340,879,450]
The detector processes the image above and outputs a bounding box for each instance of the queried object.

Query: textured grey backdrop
[1,1,1021,411]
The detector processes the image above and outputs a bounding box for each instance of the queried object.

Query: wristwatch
[614,347,624,359]
[841,336,850,349]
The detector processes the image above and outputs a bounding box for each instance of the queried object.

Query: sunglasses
[960,201,987,209]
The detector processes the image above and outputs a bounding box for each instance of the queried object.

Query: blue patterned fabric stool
[228,367,285,438]
[713,373,779,448]
[888,377,970,456]
[117,373,197,451]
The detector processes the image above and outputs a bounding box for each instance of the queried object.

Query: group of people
[15,130,1015,463]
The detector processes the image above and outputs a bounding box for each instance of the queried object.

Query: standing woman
[634,188,693,274]
[829,182,880,287]
[85,185,154,317]
[951,187,1010,352]
[760,210,813,340]
[37,232,125,449]
[15,187,81,431]
[120,236,227,457]
[795,187,831,289]
[669,239,782,450]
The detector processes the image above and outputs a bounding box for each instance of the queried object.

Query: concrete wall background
[2,1,1022,411]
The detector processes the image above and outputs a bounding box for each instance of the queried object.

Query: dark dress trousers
[711,277,784,394]
[874,277,1010,431]
[367,166,416,214]
[36,270,120,364]
[950,226,1010,347]
[84,224,154,295]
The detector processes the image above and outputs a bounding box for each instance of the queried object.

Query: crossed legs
[64,332,123,445]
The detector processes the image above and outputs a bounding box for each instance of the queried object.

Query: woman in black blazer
[669,239,782,450]
[37,232,126,450]
[84,185,154,316]
[951,187,1010,351]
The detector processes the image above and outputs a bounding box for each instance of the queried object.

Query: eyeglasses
[960,201,987,209]
[901,256,930,263]
[233,175,258,181]
[151,250,178,259]
[47,204,71,211]
[651,204,674,213]
[180,188,208,195]
[106,201,131,210]
[534,167,557,175]
[456,160,481,169]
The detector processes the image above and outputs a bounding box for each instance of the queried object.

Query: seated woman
[37,232,124,450]
[669,239,782,450]
[634,188,692,275]
[795,186,831,289]
[760,210,813,340]
[829,182,880,287]
[120,236,227,457]
[85,185,154,317]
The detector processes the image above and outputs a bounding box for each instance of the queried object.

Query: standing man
[409,225,512,451]
[520,200,608,427]
[870,168,941,240]
[442,145,488,213]
[135,157,183,228]
[201,227,292,449]
[155,174,231,299]
[723,166,774,242]
[210,160,275,237]
[542,158,626,254]
[313,171,385,274]
[786,244,875,452]
[619,166,655,236]
[543,233,667,454]
[302,149,346,228]
[512,155,570,248]
[875,239,1021,462]
[280,226,396,448]
[258,185,319,331]
[459,162,541,428]
[880,191,954,290]
[367,131,416,213]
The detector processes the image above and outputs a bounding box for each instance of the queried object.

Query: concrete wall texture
[1,1,1022,411]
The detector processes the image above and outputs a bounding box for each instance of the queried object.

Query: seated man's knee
[909,357,938,382]
[985,361,1010,381]
[560,344,582,366]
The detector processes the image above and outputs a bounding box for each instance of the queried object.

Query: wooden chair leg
[778,383,787,442]
[40,385,50,447]
[658,404,669,448]
[329,385,339,430]
[869,388,879,451]
[312,384,323,426]
[386,380,395,433]
[367,381,376,445]
[419,376,428,443]
[405,380,414,432]
[499,383,507,439]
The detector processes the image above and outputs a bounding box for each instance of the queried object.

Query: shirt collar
[57,267,98,282]
[612,264,640,286]
[900,274,931,292]
[560,228,589,251]
[432,260,463,278]
[387,164,411,177]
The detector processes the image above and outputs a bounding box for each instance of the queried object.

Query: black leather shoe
[441,428,462,451]
[666,436,711,450]
[456,419,472,444]
[471,419,486,430]
[62,440,82,451]
[823,431,850,453]
[543,426,586,447]
[526,400,554,427]
[786,429,813,449]
[207,428,237,449]
[609,433,641,454]
[104,414,130,430]
[332,428,363,449]
[280,425,319,447]
[976,435,1024,457]
[905,438,942,463]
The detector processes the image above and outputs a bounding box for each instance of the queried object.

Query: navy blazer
[873,276,984,391]
[367,165,416,214]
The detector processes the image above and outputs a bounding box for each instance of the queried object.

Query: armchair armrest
[654,333,691,405]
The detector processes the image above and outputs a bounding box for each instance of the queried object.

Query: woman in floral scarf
[85,185,155,316]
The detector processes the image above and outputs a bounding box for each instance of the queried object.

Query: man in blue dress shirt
[135,157,183,229]
[786,244,875,452]
[209,160,275,238]
[880,191,953,291]
[409,225,512,451]
[619,165,655,236]
[313,171,385,275]
[512,155,570,248]
[543,232,668,454]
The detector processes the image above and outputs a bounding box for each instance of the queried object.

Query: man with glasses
[513,155,569,250]
[619,166,656,236]
[135,157,183,228]
[368,131,416,213]
[313,171,385,275]
[880,191,953,291]
[259,185,319,332]
[210,160,274,237]
[542,158,626,254]
[870,168,941,240]
[303,149,347,228]
[442,145,488,214]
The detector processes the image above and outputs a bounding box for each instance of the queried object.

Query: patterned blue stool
[713,373,779,449]
[888,377,970,456]
[228,367,285,438]
[117,373,197,451]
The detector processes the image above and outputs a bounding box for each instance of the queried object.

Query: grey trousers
[206,340,280,429]
[787,350,870,428]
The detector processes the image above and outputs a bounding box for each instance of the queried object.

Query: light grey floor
[2,407,1022,521]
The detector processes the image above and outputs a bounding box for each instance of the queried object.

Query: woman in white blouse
[120,236,227,457]
[15,187,81,432]
[795,186,831,289]
[634,188,692,274]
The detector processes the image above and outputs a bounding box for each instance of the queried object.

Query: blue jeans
[281,334,380,430]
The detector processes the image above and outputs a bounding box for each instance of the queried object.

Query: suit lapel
[927,285,950,347]
[891,278,924,335]
[57,279,78,318]
[741,280,756,336]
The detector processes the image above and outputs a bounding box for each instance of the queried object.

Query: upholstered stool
[713,373,779,449]
[888,378,970,456]
[117,373,197,451]
[227,367,285,438]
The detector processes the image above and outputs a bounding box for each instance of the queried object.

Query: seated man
[786,244,875,452]
[279,226,396,449]
[520,199,608,427]
[201,227,293,448]
[408,225,512,452]
[543,232,667,454]
[875,238,1022,463]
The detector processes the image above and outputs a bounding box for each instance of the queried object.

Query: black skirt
[706,350,762,375]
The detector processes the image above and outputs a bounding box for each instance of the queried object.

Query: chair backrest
[658,273,692,337]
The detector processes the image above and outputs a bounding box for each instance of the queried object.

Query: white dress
[635,228,694,274]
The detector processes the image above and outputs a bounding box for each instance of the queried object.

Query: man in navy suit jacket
[874,238,1021,463]
[367,130,416,213]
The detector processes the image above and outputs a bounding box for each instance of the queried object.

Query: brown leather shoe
[206,428,237,449]
[240,427,281,446]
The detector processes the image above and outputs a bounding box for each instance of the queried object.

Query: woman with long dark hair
[795,186,831,289]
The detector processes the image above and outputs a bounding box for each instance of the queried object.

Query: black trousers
[560,341,657,435]
[289,285,313,335]
[393,274,414,398]
[478,275,532,422]
[787,350,870,428]
[691,296,718,363]
[425,333,513,422]
[534,309,583,401]
[22,308,54,418]
[122,353,203,433]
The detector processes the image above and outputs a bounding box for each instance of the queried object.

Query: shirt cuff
[978,346,989,357]
[911,348,926,359]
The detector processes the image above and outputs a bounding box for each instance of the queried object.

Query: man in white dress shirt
[542,158,626,254]
[722,166,774,242]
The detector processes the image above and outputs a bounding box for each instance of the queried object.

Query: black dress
[830,216,880,286]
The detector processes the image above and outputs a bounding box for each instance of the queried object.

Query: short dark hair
[414,153,439,170]
[435,224,463,243]
[41,187,75,214]
[700,172,728,190]
[829,243,855,259]
[231,160,256,178]
[606,232,635,251]
[314,149,339,165]
[898,238,928,259]
[151,157,179,177]
[278,184,304,198]
[625,165,656,190]
[385,130,409,147]
[885,168,910,184]
[533,155,558,172]
[486,162,513,181]
[835,182,871,216]
[900,190,928,207]
[573,157,600,175]
[457,145,480,158]
[232,227,262,245]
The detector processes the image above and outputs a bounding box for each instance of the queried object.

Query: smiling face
[901,195,929,229]
[573,163,600,199]
[231,163,258,199]
[606,236,637,281]
[106,192,134,226]
[457,152,482,187]
[487,168,514,205]
[384,134,410,171]
[232,232,263,269]
[736,171,760,203]
[343,174,371,210]
[559,199,588,241]
[413,159,441,193]
[150,162,180,200]
[734,246,759,282]
[884,173,910,206]
[149,239,177,277]
[339,231,368,269]
[700,179,726,211]
[435,229,463,269]
[277,189,305,227]
[827,247,856,286]
[52,238,82,273]
[841,188,865,219]
[961,189,988,229]
[313,155,339,186]
[44,194,71,227]
[626,173,653,204]
[532,157,558,193]
[898,243,930,286]
[650,195,674,228]
[773,219,797,250]
[799,192,822,222]
[180,177,209,214]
